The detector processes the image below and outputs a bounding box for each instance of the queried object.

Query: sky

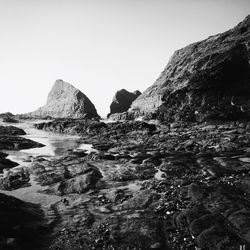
[0,0,249,117]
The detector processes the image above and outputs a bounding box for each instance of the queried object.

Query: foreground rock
[127,15,250,122]
[22,79,100,119]
[31,156,102,194]
[32,118,250,249]
[0,166,30,190]
[0,193,47,250]
[108,89,141,118]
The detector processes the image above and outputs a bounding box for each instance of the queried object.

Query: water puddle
[154,169,166,180]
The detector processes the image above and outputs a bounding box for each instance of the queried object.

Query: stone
[2,116,19,123]
[23,79,99,119]
[108,89,141,117]
[128,15,250,122]
[57,168,102,195]
[0,167,30,190]
[0,152,18,172]
[0,135,44,150]
[0,125,26,135]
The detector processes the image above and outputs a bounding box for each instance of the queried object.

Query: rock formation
[129,15,250,122]
[24,79,99,119]
[108,89,141,117]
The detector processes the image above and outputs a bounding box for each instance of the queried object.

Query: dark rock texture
[0,193,45,250]
[0,112,14,118]
[108,89,141,117]
[0,152,18,173]
[0,125,44,150]
[0,136,44,150]
[129,15,250,122]
[0,166,30,190]
[32,118,250,250]
[31,156,102,195]
[0,126,26,136]
[23,79,99,119]
[0,112,19,123]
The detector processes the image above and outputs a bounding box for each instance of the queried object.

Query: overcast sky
[0,0,249,117]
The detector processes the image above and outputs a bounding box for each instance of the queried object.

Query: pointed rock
[24,80,99,119]
[108,89,141,117]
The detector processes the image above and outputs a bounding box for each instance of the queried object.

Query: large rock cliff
[129,15,250,122]
[108,89,141,117]
[24,80,99,119]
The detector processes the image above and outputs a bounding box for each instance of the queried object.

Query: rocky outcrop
[0,125,44,150]
[0,152,18,173]
[129,15,250,122]
[108,89,141,117]
[0,112,19,123]
[24,79,99,119]
[0,125,26,136]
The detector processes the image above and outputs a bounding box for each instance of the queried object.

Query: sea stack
[108,89,141,117]
[24,79,99,119]
[129,15,250,122]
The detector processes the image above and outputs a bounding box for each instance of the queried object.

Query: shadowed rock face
[108,89,141,117]
[129,15,250,122]
[24,79,99,119]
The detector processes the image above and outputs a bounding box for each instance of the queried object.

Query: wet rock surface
[27,118,250,249]
[0,125,44,191]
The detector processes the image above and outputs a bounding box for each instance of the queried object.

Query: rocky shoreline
[9,118,246,250]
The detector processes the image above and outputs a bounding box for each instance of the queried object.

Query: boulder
[23,79,99,119]
[129,15,250,122]
[108,89,141,117]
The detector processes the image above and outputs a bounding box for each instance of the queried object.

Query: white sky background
[0,0,249,117]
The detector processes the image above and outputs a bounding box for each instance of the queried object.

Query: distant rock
[0,136,44,150]
[0,112,18,123]
[108,89,141,117]
[24,79,99,119]
[0,125,26,136]
[2,116,19,123]
[129,15,250,122]
[0,112,14,118]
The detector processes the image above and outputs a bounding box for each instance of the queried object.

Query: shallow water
[0,120,94,206]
